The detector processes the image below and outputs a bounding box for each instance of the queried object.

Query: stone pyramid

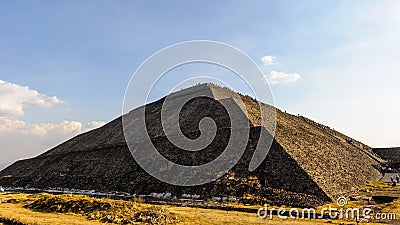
[0,84,383,207]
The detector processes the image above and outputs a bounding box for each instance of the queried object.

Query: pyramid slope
[274,110,381,199]
[0,84,383,206]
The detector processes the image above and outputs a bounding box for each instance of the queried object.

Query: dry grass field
[0,182,399,225]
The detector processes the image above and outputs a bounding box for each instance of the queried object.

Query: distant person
[390,176,397,186]
[391,176,397,186]
[396,174,400,184]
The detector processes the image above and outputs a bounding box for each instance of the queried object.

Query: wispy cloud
[0,117,80,136]
[0,117,105,136]
[267,71,301,84]
[0,79,63,117]
[261,55,277,66]
[84,121,106,132]
[0,79,105,163]
[0,117,106,163]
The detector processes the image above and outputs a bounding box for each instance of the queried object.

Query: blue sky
[1,0,399,164]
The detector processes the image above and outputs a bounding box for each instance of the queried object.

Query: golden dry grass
[0,189,398,225]
[0,203,105,225]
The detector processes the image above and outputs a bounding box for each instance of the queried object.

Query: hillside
[0,84,383,207]
[374,147,400,169]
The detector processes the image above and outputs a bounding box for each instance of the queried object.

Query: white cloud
[0,117,105,137]
[0,117,106,163]
[84,121,106,132]
[0,79,63,117]
[261,55,277,66]
[267,71,301,84]
[0,79,106,163]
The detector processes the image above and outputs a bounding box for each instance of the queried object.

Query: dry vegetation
[0,193,178,225]
[1,182,399,225]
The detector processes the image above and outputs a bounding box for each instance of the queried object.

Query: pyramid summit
[0,84,383,207]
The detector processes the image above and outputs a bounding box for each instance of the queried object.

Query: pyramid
[0,84,383,207]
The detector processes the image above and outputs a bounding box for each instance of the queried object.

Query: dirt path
[381,173,400,183]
